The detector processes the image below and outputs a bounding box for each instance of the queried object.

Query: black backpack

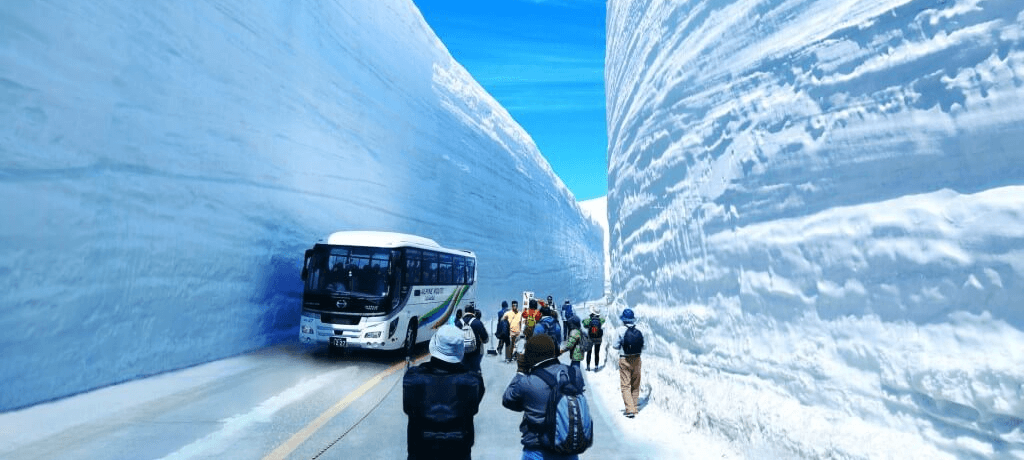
[497,316,510,337]
[404,369,476,451]
[621,326,644,355]
[533,366,593,454]
[587,315,603,339]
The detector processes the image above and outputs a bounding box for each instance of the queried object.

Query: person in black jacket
[403,324,485,460]
[502,334,585,459]
[455,305,489,373]
[495,301,511,357]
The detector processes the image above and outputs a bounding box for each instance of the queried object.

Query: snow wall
[0,1,603,411]
[607,0,1024,457]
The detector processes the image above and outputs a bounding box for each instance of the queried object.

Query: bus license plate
[331,337,347,348]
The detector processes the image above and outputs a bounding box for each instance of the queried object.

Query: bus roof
[322,231,474,256]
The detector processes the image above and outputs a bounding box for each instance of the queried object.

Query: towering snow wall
[608,0,1024,457]
[0,1,602,411]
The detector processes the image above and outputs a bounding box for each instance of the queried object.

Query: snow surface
[0,0,602,411]
[607,0,1024,458]
[580,196,611,293]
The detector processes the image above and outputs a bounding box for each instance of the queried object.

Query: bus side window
[423,251,438,285]
[467,259,476,284]
[405,249,421,285]
[439,254,452,285]
[454,257,465,284]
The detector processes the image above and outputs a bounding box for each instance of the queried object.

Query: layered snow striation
[0,1,602,411]
[607,0,1023,457]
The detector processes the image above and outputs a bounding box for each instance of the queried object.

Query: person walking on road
[612,308,645,418]
[402,324,485,460]
[503,334,586,460]
[559,315,584,371]
[534,306,562,349]
[559,300,575,341]
[581,306,606,371]
[521,299,542,340]
[502,300,523,363]
[495,301,511,357]
[455,305,489,373]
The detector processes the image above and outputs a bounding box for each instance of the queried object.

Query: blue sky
[412,0,607,201]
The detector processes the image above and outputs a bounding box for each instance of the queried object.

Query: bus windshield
[304,245,393,298]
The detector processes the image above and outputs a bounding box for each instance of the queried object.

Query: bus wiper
[340,292,381,300]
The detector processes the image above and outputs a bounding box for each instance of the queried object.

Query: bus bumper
[299,311,396,349]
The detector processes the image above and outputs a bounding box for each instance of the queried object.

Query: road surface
[0,341,666,459]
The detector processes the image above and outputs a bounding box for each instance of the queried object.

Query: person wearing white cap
[581,305,606,371]
[402,324,485,459]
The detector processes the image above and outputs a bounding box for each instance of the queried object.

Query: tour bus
[299,231,476,355]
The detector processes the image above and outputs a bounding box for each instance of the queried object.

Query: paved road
[326,346,652,460]
[0,341,660,460]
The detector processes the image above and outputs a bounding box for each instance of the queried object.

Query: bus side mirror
[301,249,312,281]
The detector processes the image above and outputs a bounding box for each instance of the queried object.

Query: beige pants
[619,355,642,415]
[506,332,520,361]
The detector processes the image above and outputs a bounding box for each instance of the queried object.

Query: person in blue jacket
[503,334,584,460]
[533,306,562,349]
[559,300,574,341]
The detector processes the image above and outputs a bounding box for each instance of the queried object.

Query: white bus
[299,231,476,355]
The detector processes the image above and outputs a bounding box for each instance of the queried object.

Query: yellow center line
[263,353,428,460]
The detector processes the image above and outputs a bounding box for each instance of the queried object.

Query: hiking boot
[585,366,590,371]
[625,412,635,418]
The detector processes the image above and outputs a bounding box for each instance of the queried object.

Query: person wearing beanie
[403,324,485,459]
[560,314,585,371]
[503,334,585,459]
[612,308,645,418]
[455,305,489,373]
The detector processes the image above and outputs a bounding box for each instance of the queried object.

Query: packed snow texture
[0,0,602,411]
[580,196,611,293]
[606,0,1024,458]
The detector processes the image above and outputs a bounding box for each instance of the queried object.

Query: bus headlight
[388,318,400,338]
[364,331,382,339]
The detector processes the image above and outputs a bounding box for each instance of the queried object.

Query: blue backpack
[533,365,593,455]
[536,316,562,348]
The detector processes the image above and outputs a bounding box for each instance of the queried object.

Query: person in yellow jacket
[501,300,523,363]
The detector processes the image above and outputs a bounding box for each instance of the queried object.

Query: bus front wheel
[403,321,418,358]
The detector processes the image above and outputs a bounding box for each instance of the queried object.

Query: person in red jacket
[521,299,543,339]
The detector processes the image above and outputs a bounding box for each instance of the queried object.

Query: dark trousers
[585,340,601,368]
[463,351,483,373]
[496,336,511,356]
